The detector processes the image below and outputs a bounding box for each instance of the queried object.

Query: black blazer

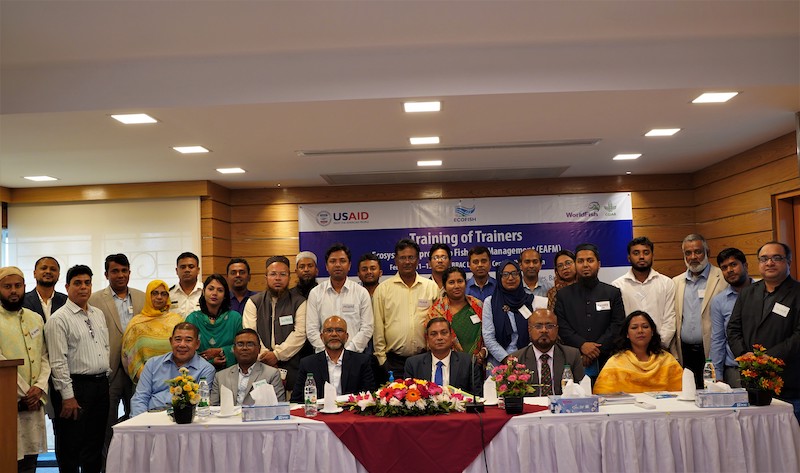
[23,289,68,322]
[404,350,483,396]
[728,277,800,397]
[290,349,376,403]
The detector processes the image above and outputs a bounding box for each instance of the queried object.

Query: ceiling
[1,1,798,190]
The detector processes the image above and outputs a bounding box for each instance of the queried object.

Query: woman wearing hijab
[185,274,242,370]
[428,266,487,364]
[481,259,535,367]
[121,280,184,384]
[547,250,577,310]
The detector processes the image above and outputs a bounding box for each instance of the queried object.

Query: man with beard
[211,328,285,404]
[519,248,551,297]
[357,253,383,297]
[23,256,67,321]
[510,309,584,395]
[429,243,452,290]
[555,243,625,379]
[291,316,375,402]
[1,267,50,473]
[709,248,752,387]
[293,251,319,298]
[306,243,373,354]
[612,237,676,348]
[169,252,203,317]
[226,258,257,315]
[243,255,309,395]
[672,234,727,388]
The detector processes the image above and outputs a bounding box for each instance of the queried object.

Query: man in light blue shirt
[130,322,215,416]
[710,248,751,387]
[519,248,552,298]
[466,246,496,303]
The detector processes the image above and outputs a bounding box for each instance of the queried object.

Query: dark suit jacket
[290,349,376,403]
[22,288,67,322]
[728,277,800,397]
[404,350,483,396]
[510,343,585,395]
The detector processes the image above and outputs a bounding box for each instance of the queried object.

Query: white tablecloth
[108,397,800,473]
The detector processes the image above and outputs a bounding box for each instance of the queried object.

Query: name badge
[470,314,481,324]
[30,327,41,338]
[252,379,268,389]
[417,299,431,309]
[773,302,790,317]
[279,315,293,326]
[533,295,548,310]
[278,368,288,381]
[697,289,705,299]
[596,301,611,311]
[342,303,356,313]
[518,305,532,319]
[128,306,134,315]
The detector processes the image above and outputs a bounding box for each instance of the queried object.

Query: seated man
[130,322,215,416]
[291,316,375,402]
[211,328,285,405]
[405,317,483,395]
[510,309,584,395]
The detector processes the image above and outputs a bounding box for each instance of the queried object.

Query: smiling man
[357,253,383,297]
[466,246,495,302]
[23,256,68,322]
[211,328,285,405]
[130,322,215,416]
[169,252,203,317]
[519,248,551,297]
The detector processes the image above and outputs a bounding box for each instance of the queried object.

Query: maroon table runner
[293,404,548,473]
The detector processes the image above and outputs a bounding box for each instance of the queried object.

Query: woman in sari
[121,280,184,384]
[428,267,487,364]
[547,249,577,310]
[594,310,683,394]
[481,259,535,367]
[185,274,242,370]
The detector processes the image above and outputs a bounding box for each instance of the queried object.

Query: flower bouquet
[736,344,784,395]
[491,356,534,414]
[342,378,469,417]
[166,367,200,423]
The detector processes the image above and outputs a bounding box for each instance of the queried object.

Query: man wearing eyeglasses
[211,328,285,405]
[510,309,584,395]
[728,241,800,423]
[45,265,110,473]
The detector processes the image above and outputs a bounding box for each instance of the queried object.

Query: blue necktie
[434,360,444,386]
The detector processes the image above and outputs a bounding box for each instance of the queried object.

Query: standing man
[372,239,440,380]
[519,248,552,298]
[672,234,728,388]
[294,251,319,298]
[45,265,110,473]
[306,243,373,354]
[612,237,676,348]
[89,254,145,453]
[23,256,67,321]
[466,246,496,302]
[1,267,50,473]
[169,252,203,317]
[226,258,257,315]
[429,243,452,290]
[357,253,383,297]
[728,242,800,422]
[555,243,625,379]
[710,248,752,387]
[211,328,285,405]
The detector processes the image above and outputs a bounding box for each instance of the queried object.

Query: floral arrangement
[166,367,201,409]
[343,378,469,417]
[491,356,534,398]
[736,344,785,395]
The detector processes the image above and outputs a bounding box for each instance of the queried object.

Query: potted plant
[166,367,201,423]
[735,344,784,406]
[491,356,534,414]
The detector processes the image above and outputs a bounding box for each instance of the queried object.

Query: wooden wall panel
[9,180,215,203]
[694,155,799,206]
[631,190,694,209]
[633,225,695,244]
[232,204,298,222]
[231,222,299,239]
[202,199,231,221]
[632,207,694,226]
[693,134,796,188]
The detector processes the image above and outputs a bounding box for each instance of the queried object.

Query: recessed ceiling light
[645,128,681,137]
[417,160,442,167]
[173,146,210,154]
[24,175,58,182]
[613,153,641,161]
[692,92,738,103]
[409,136,440,145]
[110,113,157,124]
[216,167,245,174]
[404,101,441,113]
[626,171,632,175]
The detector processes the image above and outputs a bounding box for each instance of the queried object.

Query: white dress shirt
[169,280,203,318]
[430,352,452,387]
[612,268,677,347]
[325,351,344,395]
[306,279,374,353]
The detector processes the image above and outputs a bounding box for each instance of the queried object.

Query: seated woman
[121,279,184,384]
[185,274,243,370]
[594,310,683,394]
[481,259,534,367]
[428,267,487,364]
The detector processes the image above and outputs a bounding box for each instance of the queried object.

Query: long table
[108,396,800,472]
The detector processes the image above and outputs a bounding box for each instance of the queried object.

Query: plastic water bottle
[561,364,574,391]
[388,371,395,383]
[197,377,210,417]
[703,358,716,389]
[303,373,318,417]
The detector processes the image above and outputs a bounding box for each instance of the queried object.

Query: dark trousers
[383,352,409,381]
[105,367,132,455]
[681,342,705,389]
[52,374,110,473]
[18,454,37,473]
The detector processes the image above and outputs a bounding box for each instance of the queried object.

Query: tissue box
[694,388,749,408]
[241,402,291,421]
[548,395,601,413]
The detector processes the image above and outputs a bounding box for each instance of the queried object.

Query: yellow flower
[184,383,193,393]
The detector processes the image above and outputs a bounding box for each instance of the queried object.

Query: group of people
[2,233,799,472]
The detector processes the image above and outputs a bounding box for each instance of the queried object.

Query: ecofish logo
[454,200,477,222]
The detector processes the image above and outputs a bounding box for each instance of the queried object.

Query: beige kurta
[0,306,50,459]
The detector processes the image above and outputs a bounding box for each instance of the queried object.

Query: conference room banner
[298,193,633,281]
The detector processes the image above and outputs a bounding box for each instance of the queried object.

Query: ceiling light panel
[645,128,681,137]
[417,160,442,167]
[404,101,441,113]
[216,167,245,174]
[409,136,440,145]
[692,92,738,103]
[173,146,210,154]
[111,113,157,124]
[612,153,641,160]
[24,176,58,181]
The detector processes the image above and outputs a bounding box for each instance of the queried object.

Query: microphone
[465,352,484,413]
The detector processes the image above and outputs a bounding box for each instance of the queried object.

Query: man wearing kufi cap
[294,251,319,298]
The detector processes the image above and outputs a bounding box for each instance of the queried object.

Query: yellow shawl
[594,350,683,394]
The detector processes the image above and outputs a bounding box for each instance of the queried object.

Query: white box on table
[242,402,291,421]
[548,395,601,413]
[694,388,749,408]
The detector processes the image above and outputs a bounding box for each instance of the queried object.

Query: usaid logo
[316,210,332,226]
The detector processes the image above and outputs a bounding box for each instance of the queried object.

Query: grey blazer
[210,361,286,405]
[509,343,584,395]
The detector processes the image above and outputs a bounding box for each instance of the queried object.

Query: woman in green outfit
[185,274,242,370]
[428,266,487,365]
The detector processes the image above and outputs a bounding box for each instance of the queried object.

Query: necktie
[540,354,553,396]
[434,360,444,386]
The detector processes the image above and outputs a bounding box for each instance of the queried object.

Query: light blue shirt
[466,277,497,304]
[130,352,215,416]
[523,279,552,298]
[710,282,750,380]
[482,295,520,367]
[113,292,133,329]
[680,264,710,344]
